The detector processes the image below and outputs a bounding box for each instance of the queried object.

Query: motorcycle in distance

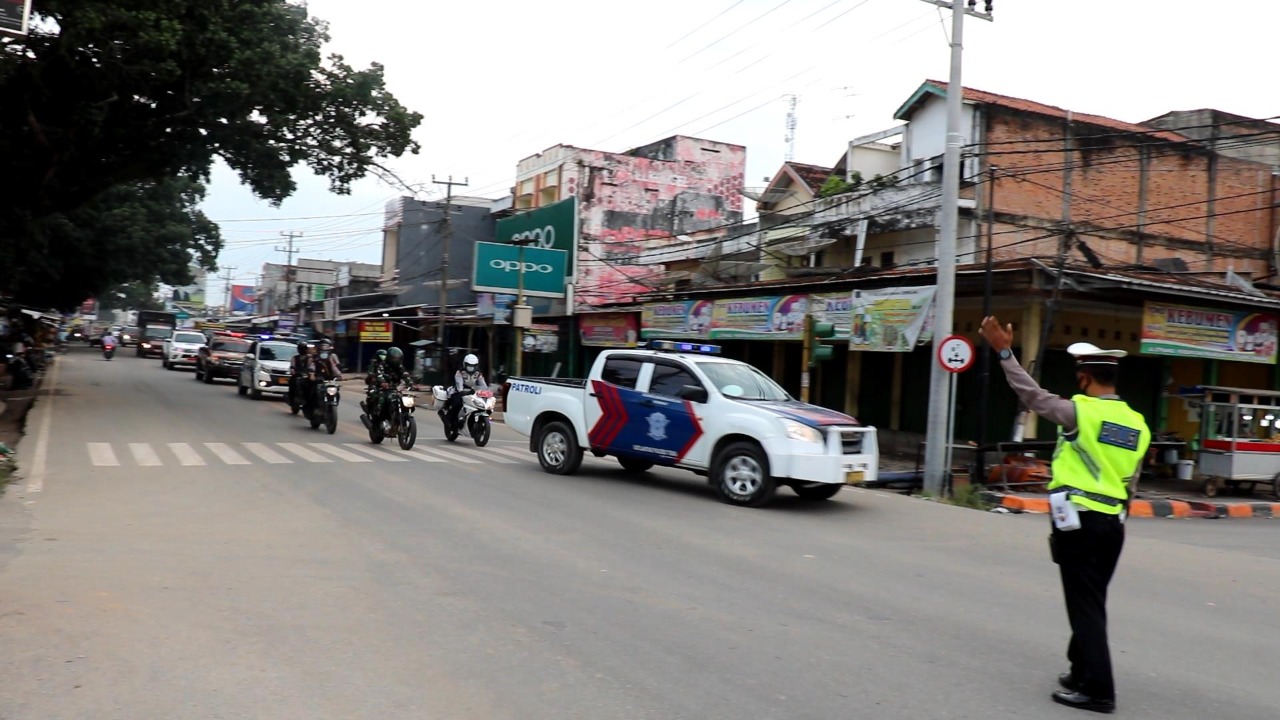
[306,380,340,435]
[362,383,417,449]
[102,344,115,361]
[431,386,495,447]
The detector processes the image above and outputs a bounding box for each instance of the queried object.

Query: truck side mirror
[679,385,708,403]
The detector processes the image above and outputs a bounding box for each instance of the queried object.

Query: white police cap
[1066,342,1126,365]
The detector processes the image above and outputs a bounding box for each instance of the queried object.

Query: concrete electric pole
[921,0,993,496]
[219,266,237,317]
[275,232,301,321]
[431,175,468,374]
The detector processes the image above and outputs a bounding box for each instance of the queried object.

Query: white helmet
[463,353,480,374]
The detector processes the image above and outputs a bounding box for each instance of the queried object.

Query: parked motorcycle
[432,386,495,447]
[307,380,339,434]
[3,349,33,390]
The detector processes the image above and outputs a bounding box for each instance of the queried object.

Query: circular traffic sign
[938,334,975,373]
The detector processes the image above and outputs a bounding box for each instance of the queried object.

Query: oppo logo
[511,226,556,249]
[491,259,555,274]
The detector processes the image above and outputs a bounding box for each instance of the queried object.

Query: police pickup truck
[504,341,878,507]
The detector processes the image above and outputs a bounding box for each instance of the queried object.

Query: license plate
[845,471,865,484]
[277,377,289,385]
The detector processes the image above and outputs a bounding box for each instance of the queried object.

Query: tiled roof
[898,80,1188,144]
[786,162,835,193]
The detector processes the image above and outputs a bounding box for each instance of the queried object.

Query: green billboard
[495,197,577,261]
[472,243,569,298]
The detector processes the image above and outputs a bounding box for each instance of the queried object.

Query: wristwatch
[998,348,1013,361]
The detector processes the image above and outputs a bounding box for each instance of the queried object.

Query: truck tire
[713,441,776,507]
[538,421,583,476]
[792,483,842,501]
[618,457,654,474]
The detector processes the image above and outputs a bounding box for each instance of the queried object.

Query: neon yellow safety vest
[1049,395,1151,515]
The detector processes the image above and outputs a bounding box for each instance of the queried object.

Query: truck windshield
[696,362,790,401]
[144,327,172,339]
[259,343,299,363]
[173,333,205,344]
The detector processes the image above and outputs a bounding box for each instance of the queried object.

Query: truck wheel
[714,442,776,507]
[792,483,842,501]
[538,421,583,476]
[618,457,654,474]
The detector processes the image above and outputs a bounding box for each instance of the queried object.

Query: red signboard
[579,313,638,348]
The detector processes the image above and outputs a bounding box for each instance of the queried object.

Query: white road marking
[242,443,293,464]
[309,443,372,463]
[204,443,251,465]
[450,445,518,464]
[25,357,60,491]
[487,446,533,462]
[88,443,120,467]
[403,448,445,462]
[168,443,207,467]
[343,443,410,462]
[128,443,163,467]
[415,446,481,464]
[276,443,332,463]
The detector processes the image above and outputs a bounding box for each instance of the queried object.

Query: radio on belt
[646,340,721,355]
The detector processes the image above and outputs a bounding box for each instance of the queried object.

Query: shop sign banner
[580,313,638,347]
[359,320,393,343]
[472,242,568,298]
[808,292,853,340]
[709,295,808,339]
[495,197,577,256]
[1140,301,1278,364]
[523,324,560,353]
[476,293,516,325]
[849,286,937,352]
[641,301,697,339]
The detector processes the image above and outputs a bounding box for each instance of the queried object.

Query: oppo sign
[490,259,555,274]
[510,226,556,250]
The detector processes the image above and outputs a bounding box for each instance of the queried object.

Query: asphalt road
[1,347,1277,719]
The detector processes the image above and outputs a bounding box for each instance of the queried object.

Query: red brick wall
[985,108,1275,273]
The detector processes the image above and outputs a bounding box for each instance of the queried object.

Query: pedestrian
[979,316,1150,715]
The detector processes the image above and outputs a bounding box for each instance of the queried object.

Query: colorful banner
[849,286,937,352]
[523,324,560,354]
[1140,301,1278,364]
[580,313,639,348]
[230,285,257,313]
[359,320,393,343]
[476,293,516,325]
[708,295,808,339]
[808,292,853,340]
[641,301,697,339]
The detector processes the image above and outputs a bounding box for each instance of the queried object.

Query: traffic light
[808,316,836,367]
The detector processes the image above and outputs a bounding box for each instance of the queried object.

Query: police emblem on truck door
[647,411,669,441]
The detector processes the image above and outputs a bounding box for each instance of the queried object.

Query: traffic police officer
[980,316,1150,715]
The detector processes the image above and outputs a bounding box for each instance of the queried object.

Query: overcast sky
[201,0,1280,302]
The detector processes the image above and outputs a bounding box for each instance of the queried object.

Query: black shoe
[1052,690,1115,714]
[1059,673,1081,692]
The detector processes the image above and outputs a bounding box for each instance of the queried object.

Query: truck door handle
[588,392,599,398]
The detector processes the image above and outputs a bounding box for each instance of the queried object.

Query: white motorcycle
[432,386,495,447]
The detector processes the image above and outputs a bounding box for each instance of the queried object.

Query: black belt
[1065,487,1124,507]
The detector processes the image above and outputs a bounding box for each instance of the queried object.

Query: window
[601,357,643,389]
[259,342,299,363]
[697,362,789,401]
[173,332,206,344]
[879,251,896,269]
[212,339,250,353]
[649,364,701,399]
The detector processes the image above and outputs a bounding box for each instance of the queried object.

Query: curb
[978,491,1278,519]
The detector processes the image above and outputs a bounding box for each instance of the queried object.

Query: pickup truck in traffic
[504,341,878,507]
[136,310,177,358]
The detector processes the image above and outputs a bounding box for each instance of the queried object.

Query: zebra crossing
[83,441,535,469]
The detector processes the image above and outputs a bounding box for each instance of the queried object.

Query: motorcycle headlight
[326,385,338,396]
[781,419,823,445]
[484,397,496,410]
[401,395,415,408]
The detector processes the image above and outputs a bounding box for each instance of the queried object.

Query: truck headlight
[781,419,823,444]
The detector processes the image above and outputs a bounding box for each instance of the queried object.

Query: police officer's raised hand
[979,315,1014,353]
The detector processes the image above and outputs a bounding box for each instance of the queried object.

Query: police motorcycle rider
[299,339,342,418]
[287,340,311,411]
[361,349,389,415]
[445,353,488,433]
[362,347,412,434]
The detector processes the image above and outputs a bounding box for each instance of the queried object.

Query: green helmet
[375,349,388,360]
[386,347,404,366]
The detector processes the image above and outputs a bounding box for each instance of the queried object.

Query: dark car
[119,326,141,348]
[195,334,252,384]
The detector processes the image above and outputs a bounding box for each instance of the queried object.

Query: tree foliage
[97,281,165,313]
[0,0,423,305]
[6,177,221,309]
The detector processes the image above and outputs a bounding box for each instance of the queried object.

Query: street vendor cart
[1186,385,1280,499]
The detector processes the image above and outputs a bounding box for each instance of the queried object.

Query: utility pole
[219,266,237,317]
[275,232,301,322]
[921,0,994,497]
[431,176,468,375]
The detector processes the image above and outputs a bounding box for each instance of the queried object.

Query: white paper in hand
[1050,491,1082,531]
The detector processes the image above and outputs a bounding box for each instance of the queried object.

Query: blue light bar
[647,340,721,355]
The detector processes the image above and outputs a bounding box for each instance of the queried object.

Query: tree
[6,177,222,309]
[97,281,165,314]
[0,0,422,301]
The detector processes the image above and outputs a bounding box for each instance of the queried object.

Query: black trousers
[1052,510,1125,701]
